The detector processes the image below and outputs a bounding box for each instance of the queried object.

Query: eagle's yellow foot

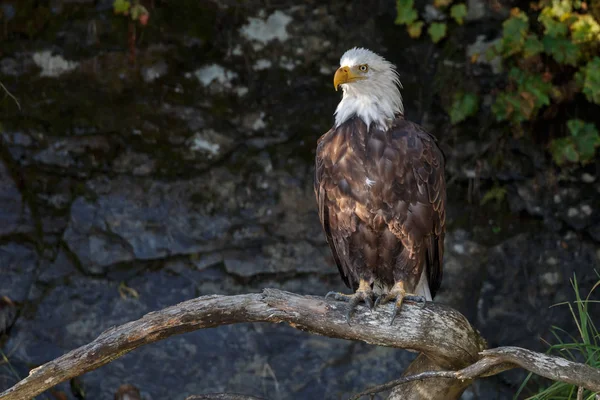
[374,281,426,325]
[325,279,374,324]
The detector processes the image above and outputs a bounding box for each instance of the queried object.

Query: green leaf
[428,22,447,43]
[523,35,543,58]
[567,119,600,163]
[567,119,600,141]
[539,11,568,37]
[450,4,468,25]
[550,120,600,165]
[509,68,553,107]
[500,11,529,55]
[574,134,600,162]
[577,57,600,104]
[542,35,580,66]
[407,21,424,38]
[529,89,549,107]
[492,68,555,124]
[570,15,600,43]
[564,143,580,163]
[492,91,523,122]
[545,0,573,18]
[433,0,452,7]
[130,4,148,20]
[567,119,587,136]
[550,138,578,165]
[113,0,131,15]
[491,94,508,121]
[484,40,503,61]
[395,0,418,25]
[449,92,479,124]
[481,185,507,206]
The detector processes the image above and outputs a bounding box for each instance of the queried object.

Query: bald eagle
[315,48,446,323]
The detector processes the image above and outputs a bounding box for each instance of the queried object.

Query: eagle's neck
[334,80,403,131]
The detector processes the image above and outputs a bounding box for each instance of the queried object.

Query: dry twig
[0,82,20,111]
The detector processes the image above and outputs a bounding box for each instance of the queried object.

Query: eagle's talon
[390,307,400,326]
[325,279,374,323]
[375,281,427,324]
[374,295,388,309]
[325,291,348,302]
[345,309,354,325]
[389,297,409,325]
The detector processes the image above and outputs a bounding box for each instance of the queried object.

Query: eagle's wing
[383,119,446,298]
[420,127,446,298]
[316,119,445,296]
[314,126,361,291]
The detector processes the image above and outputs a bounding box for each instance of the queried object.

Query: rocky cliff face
[0,1,598,399]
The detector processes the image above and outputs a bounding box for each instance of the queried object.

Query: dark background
[0,0,599,399]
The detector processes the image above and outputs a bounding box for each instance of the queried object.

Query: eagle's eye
[358,64,368,72]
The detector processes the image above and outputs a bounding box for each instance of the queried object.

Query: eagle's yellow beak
[333,66,364,91]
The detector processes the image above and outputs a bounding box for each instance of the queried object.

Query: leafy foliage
[395,0,600,167]
[449,92,478,124]
[570,15,600,43]
[523,34,544,57]
[111,0,151,63]
[395,0,459,43]
[542,35,580,65]
[491,68,555,124]
[113,0,149,25]
[576,56,600,104]
[550,120,600,165]
[489,0,600,165]
[500,9,530,56]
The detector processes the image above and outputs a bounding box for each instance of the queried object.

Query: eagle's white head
[333,47,403,130]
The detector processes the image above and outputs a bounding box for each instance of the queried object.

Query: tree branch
[471,347,600,391]
[352,347,600,399]
[0,289,597,400]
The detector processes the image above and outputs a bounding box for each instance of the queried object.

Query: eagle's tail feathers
[414,268,433,302]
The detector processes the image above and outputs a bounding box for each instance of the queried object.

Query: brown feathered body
[315,116,446,298]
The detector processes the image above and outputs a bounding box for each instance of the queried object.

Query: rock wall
[0,0,598,399]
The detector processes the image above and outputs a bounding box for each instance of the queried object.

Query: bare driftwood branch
[355,347,600,399]
[0,289,598,400]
